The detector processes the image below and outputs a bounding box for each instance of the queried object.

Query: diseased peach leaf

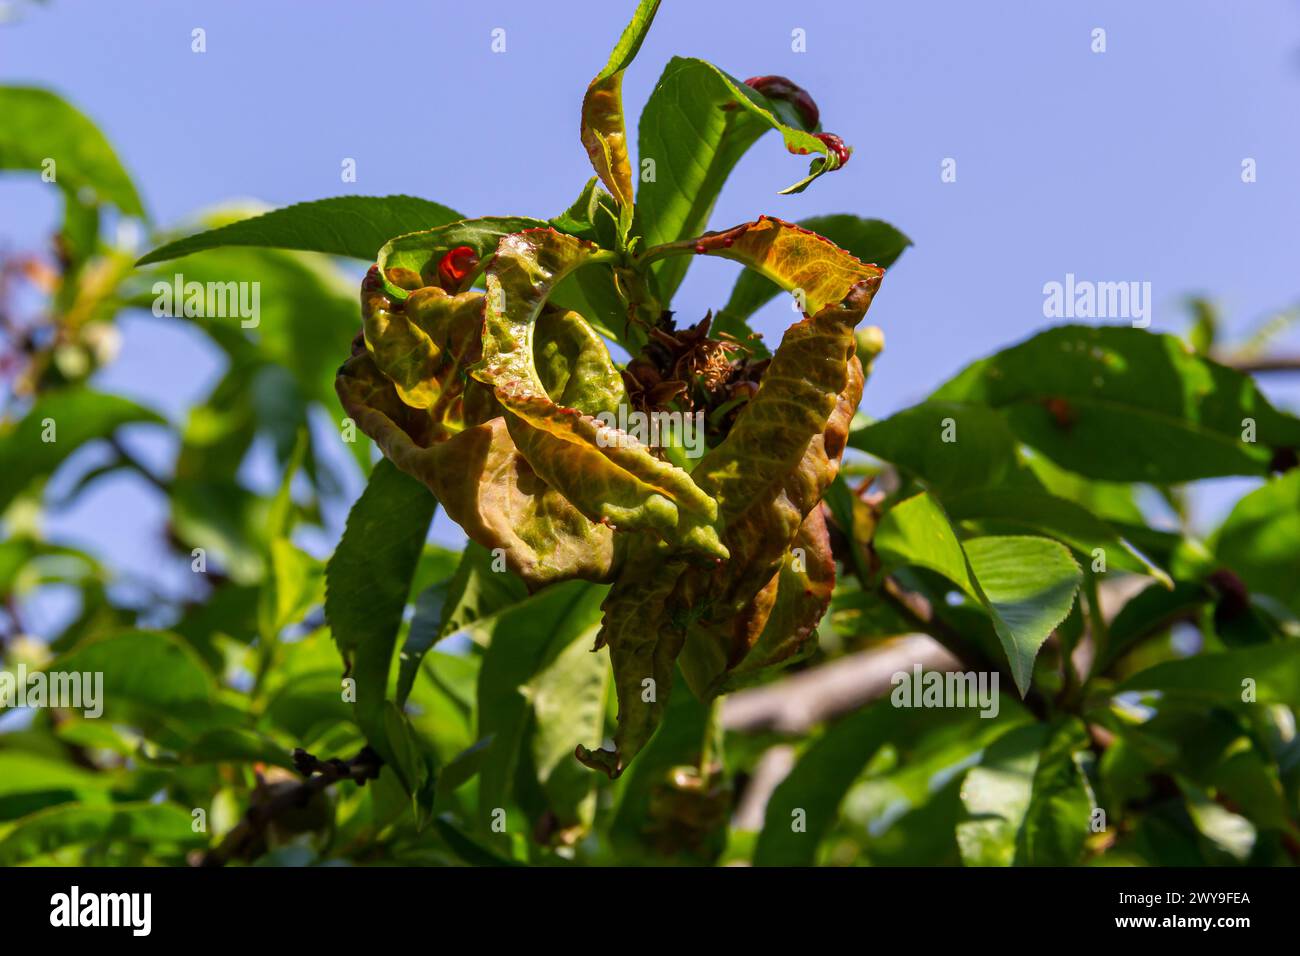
[336,352,617,588]
[580,0,663,231]
[472,227,726,559]
[583,237,882,773]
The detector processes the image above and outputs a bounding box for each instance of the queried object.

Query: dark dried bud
[1207,568,1249,621]
[1269,446,1298,474]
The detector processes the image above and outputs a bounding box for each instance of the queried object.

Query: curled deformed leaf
[574,542,686,779]
[343,212,888,779]
[338,357,615,586]
[376,217,545,293]
[644,215,884,316]
[472,227,726,558]
[361,274,483,435]
[714,507,837,694]
[580,0,663,230]
[715,214,911,349]
[676,293,871,697]
[580,245,881,774]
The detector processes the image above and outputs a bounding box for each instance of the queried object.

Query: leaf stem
[1082,569,1107,687]
[699,696,719,776]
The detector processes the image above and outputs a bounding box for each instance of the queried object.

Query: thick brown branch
[722,634,959,734]
[1222,353,1300,374]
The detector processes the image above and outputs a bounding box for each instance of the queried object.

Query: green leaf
[0,802,202,866]
[395,578,452,710]
[177,728,297,770]
[850,401,1029,495]
[955,723,1042,866]
[0,388,164,513]
[324,458,436,780]
[957,721,1092,866]
[875,493,1082,693]
[526,600,612,831]
[383,700,436,822]
[170,478,269,585]
[547,182,629,338]
[838,709,1025,865]
[1097,581,1210,673]
[434,737,494,798]
[1214,471,1300,615]
[944,487,1171,583]
[1015,720,1095,865]
[0,752,112,809]
[147,245,359,412]
[437,542,530,641]
[580,0,663,231]
[1119,643,1300,708]
[474,582,606,829]
[434,814,524,867]
[57,190,102,274]
[258,435,322,639]
[874,492,977,593]
[963,537,1083,695]
[549,177,618,246]
[754,700,904,865]
[259,540,324,638]
[932,325,1300,481]
[0,86,145,218]
[636,59,849,300]
[46,629,217,718]
[137,195,462,265]
[1180,777,1256,863]
[716,215,910,343]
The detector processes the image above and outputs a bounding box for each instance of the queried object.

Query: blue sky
[3,1,1299,635]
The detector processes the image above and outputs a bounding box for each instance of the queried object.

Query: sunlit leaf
[1119,643,1300,708]
[637,61,850,299]
[932,325,1300,481]
[716,215,910,345]
[875,493,1081,693]
[138,195,462,265]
